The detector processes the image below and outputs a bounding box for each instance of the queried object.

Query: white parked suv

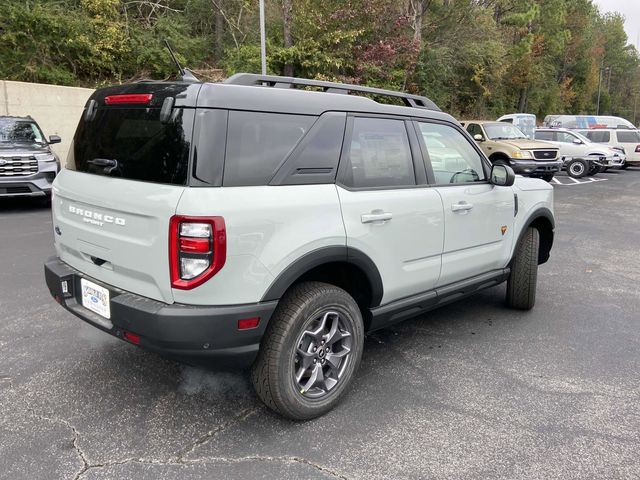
[44,74,555,419]
[576,129,640,168]
[535,128,626,171]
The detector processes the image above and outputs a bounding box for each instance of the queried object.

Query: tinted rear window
[68,107,193,185]
[616,131,640,143]
[223,111,315,186]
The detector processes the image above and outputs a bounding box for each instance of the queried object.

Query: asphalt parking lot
[1,169,639,480]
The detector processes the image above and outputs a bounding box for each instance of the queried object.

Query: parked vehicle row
[464,112,640,180]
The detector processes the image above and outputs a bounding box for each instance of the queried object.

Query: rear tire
[506,227,539,310]
[251,281,364,420]
[566,159,588,178]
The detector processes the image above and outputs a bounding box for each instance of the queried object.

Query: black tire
[506,227,539,310]
[566,159,588,178]
[621,163,629,170]
[251,281,364,420]
[586,164,600,176]
[540,174,554,182]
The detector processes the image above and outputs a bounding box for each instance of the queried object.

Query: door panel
[338,187,444,304]
[436,184,515,285]
[415,120,515,285]
[337,116,444,305]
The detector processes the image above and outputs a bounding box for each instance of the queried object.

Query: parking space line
[568,177,581,184]
[551,177,561,184]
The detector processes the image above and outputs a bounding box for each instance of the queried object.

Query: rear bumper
[509,159,563,176]
[44,257,277,369]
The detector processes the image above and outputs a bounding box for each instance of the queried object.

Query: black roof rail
[224,73,440,111]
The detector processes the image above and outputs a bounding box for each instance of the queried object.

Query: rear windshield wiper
[87,158,119,174]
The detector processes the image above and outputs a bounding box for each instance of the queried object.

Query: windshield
[0,118,46,145]
[483,123,527,140]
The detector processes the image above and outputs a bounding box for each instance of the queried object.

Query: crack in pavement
[26,409,90,480]
[173,406,261,461]
[75,455,350,479]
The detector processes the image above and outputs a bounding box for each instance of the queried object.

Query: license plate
[80,279,111,319]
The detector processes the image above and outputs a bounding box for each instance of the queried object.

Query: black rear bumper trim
[44,257,277,369]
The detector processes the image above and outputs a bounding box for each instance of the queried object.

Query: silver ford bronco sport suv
[44,74,555,420]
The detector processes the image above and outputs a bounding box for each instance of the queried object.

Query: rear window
[223,111,315,186]
[68,107,193,185]
[616,131,640,143]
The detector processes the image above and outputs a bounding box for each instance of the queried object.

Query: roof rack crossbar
[224,73,440,111]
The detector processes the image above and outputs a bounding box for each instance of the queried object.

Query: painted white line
[551,177,562,184]
[553,178,608,186]
[568,177,581,184]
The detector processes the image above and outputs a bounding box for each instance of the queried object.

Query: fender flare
[515,207,555,264]
[260,246,384,307]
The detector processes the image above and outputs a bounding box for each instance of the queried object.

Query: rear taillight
[635,145,640,153]
[169,216,226,290]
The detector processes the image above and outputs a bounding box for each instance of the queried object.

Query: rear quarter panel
[174,184,345,306]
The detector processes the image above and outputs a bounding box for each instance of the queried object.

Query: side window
[341,117,415,188]
[616,131,640,143]
[586,131,610,143]
[556,132,575,143]
[535,131,554,141]
[223,111,315,186]
[466,123,483,139]
[418,122,487,184]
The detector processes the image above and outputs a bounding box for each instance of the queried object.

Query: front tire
[566,159,588,178]
[506,227,539,310]
[251,282,364,420]
[541,173,554,182]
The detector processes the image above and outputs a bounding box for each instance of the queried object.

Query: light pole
[259,0,267,75]
[596,66,610,115]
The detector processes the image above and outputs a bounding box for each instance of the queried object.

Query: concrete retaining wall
[1,81,94,162]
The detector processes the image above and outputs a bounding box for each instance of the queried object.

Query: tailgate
[52,169,184,303]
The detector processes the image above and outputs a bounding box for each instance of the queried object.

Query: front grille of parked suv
[0,155,39,176]
[532,150,557,161]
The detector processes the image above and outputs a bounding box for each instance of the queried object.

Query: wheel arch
[489,152,510,163]
[261,246,384,313]
[516,208,555,265]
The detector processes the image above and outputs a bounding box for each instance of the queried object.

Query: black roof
[90,73,456,123]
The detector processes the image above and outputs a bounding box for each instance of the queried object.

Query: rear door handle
[361,211,393,224]
[451,202,474,213]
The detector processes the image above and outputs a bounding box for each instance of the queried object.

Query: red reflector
[635,145,640,153]
[123,331,141,345]
[179,237,210,253]
[104,94,153,105]
[238,317,260,330]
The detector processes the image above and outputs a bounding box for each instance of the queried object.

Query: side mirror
[572,138,582,145]
[49,135,62,144]
[490,164,515,187]
[473,134,484,142]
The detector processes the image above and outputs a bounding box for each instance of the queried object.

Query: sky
[593,0,640,48]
